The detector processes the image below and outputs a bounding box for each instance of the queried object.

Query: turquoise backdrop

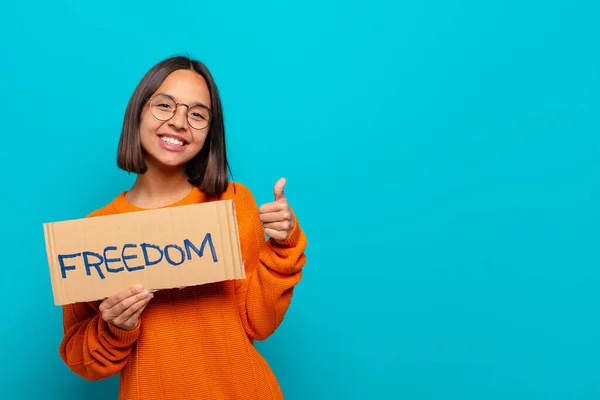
[0,0,598,399]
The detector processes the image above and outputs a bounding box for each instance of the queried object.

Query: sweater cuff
[106,319,141,345]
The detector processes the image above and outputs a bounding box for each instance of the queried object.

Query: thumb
[274,177,286,201]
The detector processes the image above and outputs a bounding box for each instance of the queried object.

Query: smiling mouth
[159,135,188,146]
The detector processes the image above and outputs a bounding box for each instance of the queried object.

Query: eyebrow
[155,92,210,108]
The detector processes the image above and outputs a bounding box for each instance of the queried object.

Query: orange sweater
[59,182,307,400]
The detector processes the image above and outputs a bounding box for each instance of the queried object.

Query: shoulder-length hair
[117,56,231,196]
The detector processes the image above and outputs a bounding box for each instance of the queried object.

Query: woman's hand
[99,284,153,331]
[259,178,295,242]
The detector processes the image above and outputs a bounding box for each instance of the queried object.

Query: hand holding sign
[259,178,295,241]
[99,284,153,331]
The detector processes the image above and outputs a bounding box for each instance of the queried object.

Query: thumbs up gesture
[259,178,295,241]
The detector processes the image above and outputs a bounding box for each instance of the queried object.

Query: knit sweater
[59,182,307,400]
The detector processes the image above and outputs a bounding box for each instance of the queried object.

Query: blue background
[1,0,599,399]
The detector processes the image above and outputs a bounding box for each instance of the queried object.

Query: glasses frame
[146,94,212,130]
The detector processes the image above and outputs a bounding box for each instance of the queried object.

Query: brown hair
[117,55,231,196]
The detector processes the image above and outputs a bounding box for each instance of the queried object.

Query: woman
[59,55,307,400]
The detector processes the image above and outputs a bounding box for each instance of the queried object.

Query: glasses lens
[188,105,210,129]
[150,95,176,120]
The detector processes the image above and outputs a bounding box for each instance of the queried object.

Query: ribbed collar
[112,186,207,213]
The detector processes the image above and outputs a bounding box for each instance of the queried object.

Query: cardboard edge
[43,222,62,306]
[229,201,245,279]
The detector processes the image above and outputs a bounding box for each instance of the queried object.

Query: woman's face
[139,69,211,172]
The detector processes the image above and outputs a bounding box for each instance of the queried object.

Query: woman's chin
[146,153,191,173]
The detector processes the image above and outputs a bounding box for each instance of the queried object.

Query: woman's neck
[125,163,194,209]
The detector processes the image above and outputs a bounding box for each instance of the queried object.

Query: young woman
[59,56,307,400]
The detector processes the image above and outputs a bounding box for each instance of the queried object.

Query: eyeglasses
[147,94,212,130]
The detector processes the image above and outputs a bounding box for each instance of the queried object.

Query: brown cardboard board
[43,200,245,306]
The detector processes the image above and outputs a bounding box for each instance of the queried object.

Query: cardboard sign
[43,200,245,305]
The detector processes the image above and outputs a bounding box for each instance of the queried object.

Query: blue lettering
[122,244,144,272]
[141,243,163,266]
[184,233,218,262]
[103,246,123,273]
[164,244,185,266]
[59,235,216,279]
[83,251,106,279]
[58,253,81,279]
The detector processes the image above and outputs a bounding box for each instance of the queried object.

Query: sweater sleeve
[233,185,308,341]
[58,206,140,381]
[59,301,141,380]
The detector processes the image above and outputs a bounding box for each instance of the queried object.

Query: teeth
[160,136,185,146]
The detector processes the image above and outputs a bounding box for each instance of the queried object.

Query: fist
[259,178,295,241]
[99,284,153,331]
